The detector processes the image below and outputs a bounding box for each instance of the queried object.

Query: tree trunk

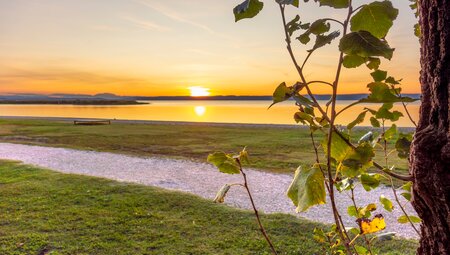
[410,1,450,254]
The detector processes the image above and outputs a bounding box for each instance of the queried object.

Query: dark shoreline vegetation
[0,160,417,254]
[0,100,147,105]
[0,118,410,177]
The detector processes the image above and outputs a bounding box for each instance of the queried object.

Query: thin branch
[301,51,314,70]
[322,18,345,27]
[306,80,334,87]
[237,159,278,255]
[389,178,421,236]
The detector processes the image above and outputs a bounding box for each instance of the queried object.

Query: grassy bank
[0,160,417,254]
[0,118,409,175]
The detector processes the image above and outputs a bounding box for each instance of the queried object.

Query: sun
[189,86,210,97]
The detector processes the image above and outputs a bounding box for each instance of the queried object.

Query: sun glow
[189,86,210,97]
[194,106,206,116]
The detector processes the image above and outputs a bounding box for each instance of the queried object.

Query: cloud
[122,16,170,32]
[136,0,232,40]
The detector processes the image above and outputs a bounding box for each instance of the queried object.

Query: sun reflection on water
[194,106,206,116]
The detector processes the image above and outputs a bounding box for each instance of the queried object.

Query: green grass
[0,160,417,254]
[0,119,409,175]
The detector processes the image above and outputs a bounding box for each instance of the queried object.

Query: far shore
[0,100,147,105]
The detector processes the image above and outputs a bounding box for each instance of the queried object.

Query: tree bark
[410,1,450,254]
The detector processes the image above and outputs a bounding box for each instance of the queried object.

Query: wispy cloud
[122,16,170,32]
[136,0,232,40]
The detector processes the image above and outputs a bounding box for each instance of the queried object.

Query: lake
[0,100,420,127]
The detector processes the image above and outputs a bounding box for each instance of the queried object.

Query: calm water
[0,100,420,127]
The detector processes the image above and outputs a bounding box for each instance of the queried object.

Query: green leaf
[269,82,292,108]
[360,173,381,191]
[322,132,352,162]
[343,54,366,68]
[339,31,394,60]
[375,103,403,121]
[317,0,349,9]
[395,133,412,159]
[342,143,375,177]
[370,117,381,127]
[371,70,388,82]
[276,0,300,7]
[347,110,367,129]
[233,0,264,22]
[286,15,301,36]
[360,203,377,217]
[213,184,231,203]
[207,152,240,174]
[355,245,368,255]
[401,181,412,192]
[380,195,394,212]
[239,147,250,164]
[350,1,399,38]
[309,19,330,35]
[347,206,359,217]
[414,23,421,37]
[363,82,417,103]
[294,111,314,124]
[366,57,381,70]
[384,124,397,140]
[297,33,311,44]
[309,31,340,51]
[401,192,411,201]
[287,166,326,212]
[398,215,421,224]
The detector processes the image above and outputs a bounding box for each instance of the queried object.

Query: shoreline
[0,115,416,131]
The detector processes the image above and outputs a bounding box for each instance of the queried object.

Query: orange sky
[0,0,421,96]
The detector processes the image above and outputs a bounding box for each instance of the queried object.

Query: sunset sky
[0,0,420,96]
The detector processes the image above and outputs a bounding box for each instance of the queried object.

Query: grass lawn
[0,160,417,254]
[0,118,410,175]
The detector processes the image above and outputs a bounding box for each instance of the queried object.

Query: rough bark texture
[410,1,450,254]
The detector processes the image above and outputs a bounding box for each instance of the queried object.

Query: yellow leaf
[357,214,386,234]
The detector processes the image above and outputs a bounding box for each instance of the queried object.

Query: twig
[237,159,278,255]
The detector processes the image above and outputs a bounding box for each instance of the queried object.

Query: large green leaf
[233,0,264,22]
[350,1,399,38]
[322,132,352,162]
[207,152,240,174]
[339,31,394,60]
[287,166,326,212]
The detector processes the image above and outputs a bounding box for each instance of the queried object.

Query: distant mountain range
[0,93,421,102]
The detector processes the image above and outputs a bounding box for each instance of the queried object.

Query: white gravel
[0,143,419,239]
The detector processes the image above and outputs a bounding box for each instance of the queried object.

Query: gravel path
[0,143,419,239]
